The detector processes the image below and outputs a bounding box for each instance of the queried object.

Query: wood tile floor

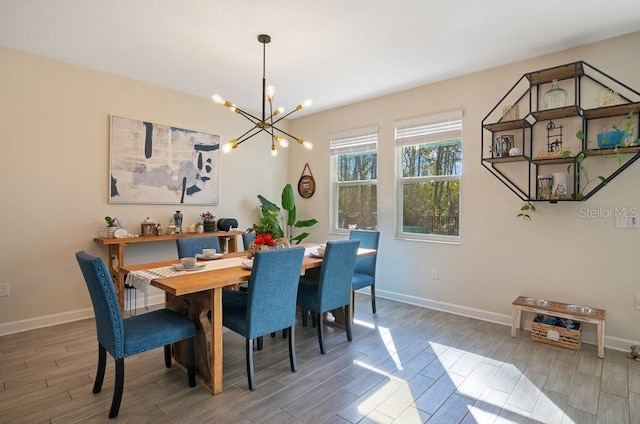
[1,294,638,423]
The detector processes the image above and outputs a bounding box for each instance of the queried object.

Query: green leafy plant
[104,216,118,227]
[517,201,537,221]
[251,202,283,237]
[281,183,318,244]
[567,152,606,200]
[253,184,318,244]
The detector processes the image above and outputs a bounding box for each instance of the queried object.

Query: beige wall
[0,46,291,331]
[2,32,639,350]
[290,32,640,349]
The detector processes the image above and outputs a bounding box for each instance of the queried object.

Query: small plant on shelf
[105,216,119,227]
[200,211,216,232]
[200,211,215,222]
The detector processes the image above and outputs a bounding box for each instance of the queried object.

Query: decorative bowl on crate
[530,314,581,351]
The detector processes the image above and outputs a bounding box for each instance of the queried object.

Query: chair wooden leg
[187,337,196,387]
[109,358,124,418]
[345,305,353,342]
[371,284,376,313]
[301,308,308,327]
[93,344,106,394]
[246,338,256,391]
[164,344,172,368]
[316,313,325,354]
[288,326,297,372]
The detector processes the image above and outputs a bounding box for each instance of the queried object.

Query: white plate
[195,253,224,260]
[241,261,253,270]
[171,263,206,271]
[309,251,324,258]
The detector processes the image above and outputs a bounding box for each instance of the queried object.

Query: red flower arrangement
[254,233,276,247]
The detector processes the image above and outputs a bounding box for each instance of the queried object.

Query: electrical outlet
[616,215,628,228]
[630,216,639,229]
[430,268,438,280]
[0,283,9,297]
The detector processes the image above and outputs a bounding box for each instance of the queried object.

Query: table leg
[511,305,521,337]
[109,244,126,314]
[597,321,605,359]
[211,288,223,394]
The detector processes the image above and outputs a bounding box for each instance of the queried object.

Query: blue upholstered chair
[75,251,196,419]
[296,239,360,354]
[176,236,221,258]
[349,230,380,313]
[222,247,305,390]
[242,232,256,250]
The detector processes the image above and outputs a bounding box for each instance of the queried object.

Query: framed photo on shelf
[502,105,519,121]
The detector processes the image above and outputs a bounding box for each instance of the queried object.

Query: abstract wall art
[109,115,220,205]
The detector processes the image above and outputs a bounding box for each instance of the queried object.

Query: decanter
[543,79,567,109]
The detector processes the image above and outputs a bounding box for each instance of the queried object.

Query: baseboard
[371,289,638,354]
[0,294,165,337]
[3,289,636,355]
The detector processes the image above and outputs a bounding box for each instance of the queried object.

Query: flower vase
[203,221,216,232]
[173,210,183,234]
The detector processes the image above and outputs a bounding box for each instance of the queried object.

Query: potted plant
[200,212,216,232]
[256,183,318,244]
[104,216,119,238]
[245,204,289,258]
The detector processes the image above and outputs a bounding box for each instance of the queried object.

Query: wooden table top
[120,246,376,296]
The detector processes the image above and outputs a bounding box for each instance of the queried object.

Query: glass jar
[543,79,567,110]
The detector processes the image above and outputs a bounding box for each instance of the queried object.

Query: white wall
[289,32,640,350]
[0,46,290,332]
[2,32,639,350]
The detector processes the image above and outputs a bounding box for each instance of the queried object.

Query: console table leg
[597,321,605,359]
[511,305,521,337]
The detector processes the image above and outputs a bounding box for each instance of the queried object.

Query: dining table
[119,244,376,395]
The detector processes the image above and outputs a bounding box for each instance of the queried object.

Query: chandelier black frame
[212,34,313,156]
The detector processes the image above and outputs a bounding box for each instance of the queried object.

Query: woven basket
[530,321,581,350]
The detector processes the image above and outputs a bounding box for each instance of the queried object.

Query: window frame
[329,126,378,235]
[394,111,463,243]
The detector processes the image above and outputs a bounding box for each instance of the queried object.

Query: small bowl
[202,248,216,257]
[561,304,599,315]
[597,130,628,149]
[519,297,553,307]
[180,257,197,269]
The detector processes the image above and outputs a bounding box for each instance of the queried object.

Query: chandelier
[212,34,313,157]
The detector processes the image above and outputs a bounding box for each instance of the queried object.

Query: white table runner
[125,257,248,310]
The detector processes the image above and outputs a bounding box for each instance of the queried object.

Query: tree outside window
[330,127,378,233]
[395,112,462,241]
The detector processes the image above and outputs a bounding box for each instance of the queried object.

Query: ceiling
[2,0,640,117]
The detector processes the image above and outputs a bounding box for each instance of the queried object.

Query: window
[330,126,378,234]
[395,111,462,242]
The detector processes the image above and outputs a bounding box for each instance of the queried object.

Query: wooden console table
[94,231,243,312]
[511,296,606,358]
